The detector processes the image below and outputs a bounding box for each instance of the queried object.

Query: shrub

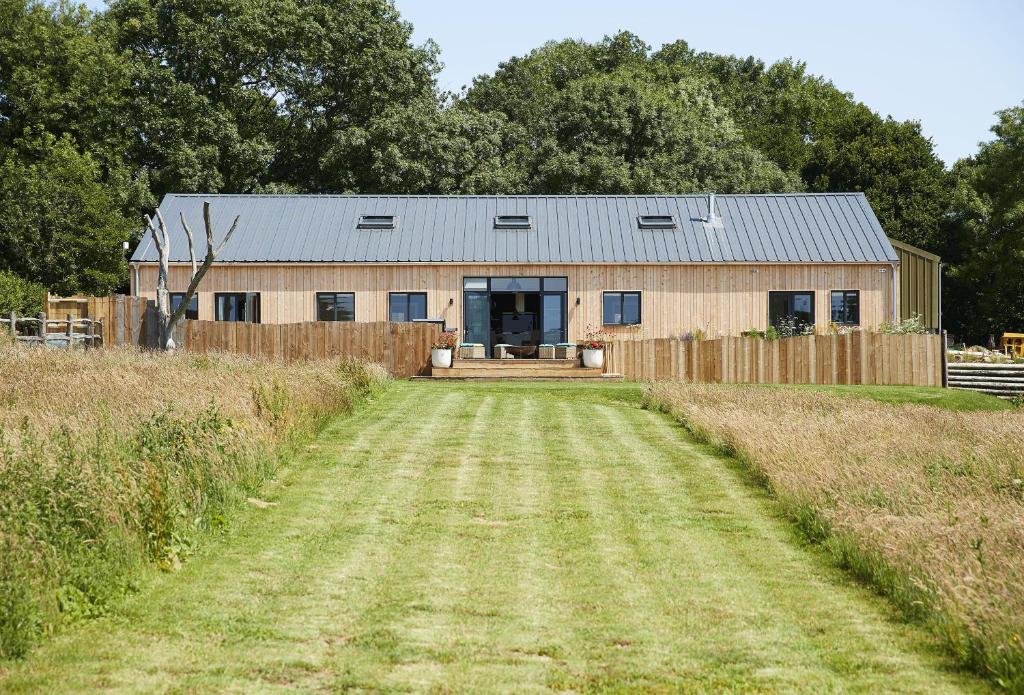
[880,313,929,334]
[0,345,389,659]
[675,328,707,342]
[0,271,45,316]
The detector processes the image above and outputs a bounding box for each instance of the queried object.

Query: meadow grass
[0,342,388,659]
[646,382,1024,690]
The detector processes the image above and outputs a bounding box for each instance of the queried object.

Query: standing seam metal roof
[131,193,899,265]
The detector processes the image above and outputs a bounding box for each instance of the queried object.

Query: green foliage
[652,43,952,252]
[944,105,1024,342]
[0,270,44,315]
[464,34,800,194]
[0,357,386,659]
[880,313,929,335]
[0,131,132,295]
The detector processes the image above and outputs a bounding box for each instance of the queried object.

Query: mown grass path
[0,383,987,693]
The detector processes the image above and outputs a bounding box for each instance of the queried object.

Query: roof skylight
[637,214,678,229]
[357,215,397,229]
[494,215,532,230]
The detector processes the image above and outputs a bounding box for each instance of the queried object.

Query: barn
[131,192,914,357]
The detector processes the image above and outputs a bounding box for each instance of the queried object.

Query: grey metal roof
[132,193,898,265]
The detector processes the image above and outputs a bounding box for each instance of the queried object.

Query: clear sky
[83,0,1024,166]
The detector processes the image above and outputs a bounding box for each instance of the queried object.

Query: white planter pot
[431,348,453,369]
[582,348,604,369]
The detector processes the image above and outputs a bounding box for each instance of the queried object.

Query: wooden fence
[183,320,440,377]
[46,294,167,348]
[604,332,944,386]
[2,312,104,348]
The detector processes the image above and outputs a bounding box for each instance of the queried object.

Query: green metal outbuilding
[890,238,942,332]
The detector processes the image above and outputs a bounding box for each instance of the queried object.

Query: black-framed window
[603,292,641,325]
[170,292,199,320]
[769,291,814,329]
[215,292,260,323]
[389,292,427,322]
[831,290,860,325]
[316,292,355,321]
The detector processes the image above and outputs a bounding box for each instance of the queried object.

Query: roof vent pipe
[707,192,716,224]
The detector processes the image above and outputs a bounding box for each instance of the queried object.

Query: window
[603,292,641,325]
[389,292,427,322]
[170,292,199,320]
[768,291,815,330]
[637,214,677,229]
[316,292,355,321]
[542,277,567,292]
[215,292,260,323]
[463,277,488,290]
[831,290,860,325]
[494,215,532,229]
[357,215,396,229]
[490,277,540,292]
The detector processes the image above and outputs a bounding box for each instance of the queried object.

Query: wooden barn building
[131,193,924,356]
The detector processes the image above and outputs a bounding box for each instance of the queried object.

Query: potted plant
[580,330,606,369]
[431,331,457,368]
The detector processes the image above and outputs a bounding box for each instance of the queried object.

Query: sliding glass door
[462,277,566,357]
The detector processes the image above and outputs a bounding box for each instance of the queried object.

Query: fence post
[87,318,96,348]
[65,314,73,342]
[941,330,948,388]
[8,311,15,338]
[37,311,46,340]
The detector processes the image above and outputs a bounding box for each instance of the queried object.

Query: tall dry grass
[646,383,1024,690]
[0,341,389,659]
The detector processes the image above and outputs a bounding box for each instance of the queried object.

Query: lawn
[0,381,987,693]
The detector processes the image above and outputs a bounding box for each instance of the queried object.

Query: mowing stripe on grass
[0,382,991,694]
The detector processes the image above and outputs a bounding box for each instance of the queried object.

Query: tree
[462,33,799,194]
[0,130,132,296]
[144,201,239,349]
[102,0,443,196]
[944,105,1024,342]
[653,43,952,253]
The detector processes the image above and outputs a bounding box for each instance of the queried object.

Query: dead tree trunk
[145,202,239,350]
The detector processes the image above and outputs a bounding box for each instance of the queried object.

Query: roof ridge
[164,192,866,199]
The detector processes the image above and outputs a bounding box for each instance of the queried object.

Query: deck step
[450,358,579,369]
[413,374,625,382]
[432,366,603,378]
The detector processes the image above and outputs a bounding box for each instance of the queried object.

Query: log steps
[947,362,1024,399]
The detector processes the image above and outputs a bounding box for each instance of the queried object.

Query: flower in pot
[431,331,457,368]
[580,329,606,369]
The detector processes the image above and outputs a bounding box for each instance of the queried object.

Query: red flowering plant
[431,331,458,350]
[579,328,608,350]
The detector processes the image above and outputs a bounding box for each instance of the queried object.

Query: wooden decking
[419,358,624,381]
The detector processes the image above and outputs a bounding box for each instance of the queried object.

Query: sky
[85,0,1024,166]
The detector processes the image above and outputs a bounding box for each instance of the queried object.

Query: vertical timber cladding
[890,239,941,331]
[134,262,896,340]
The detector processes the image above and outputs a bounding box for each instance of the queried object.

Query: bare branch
[165,203,240,332]
[145,214,165,257]
[203,201,214,257]
[180,211,199,279]
[214,215,241,256]
[155,208,171,256]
